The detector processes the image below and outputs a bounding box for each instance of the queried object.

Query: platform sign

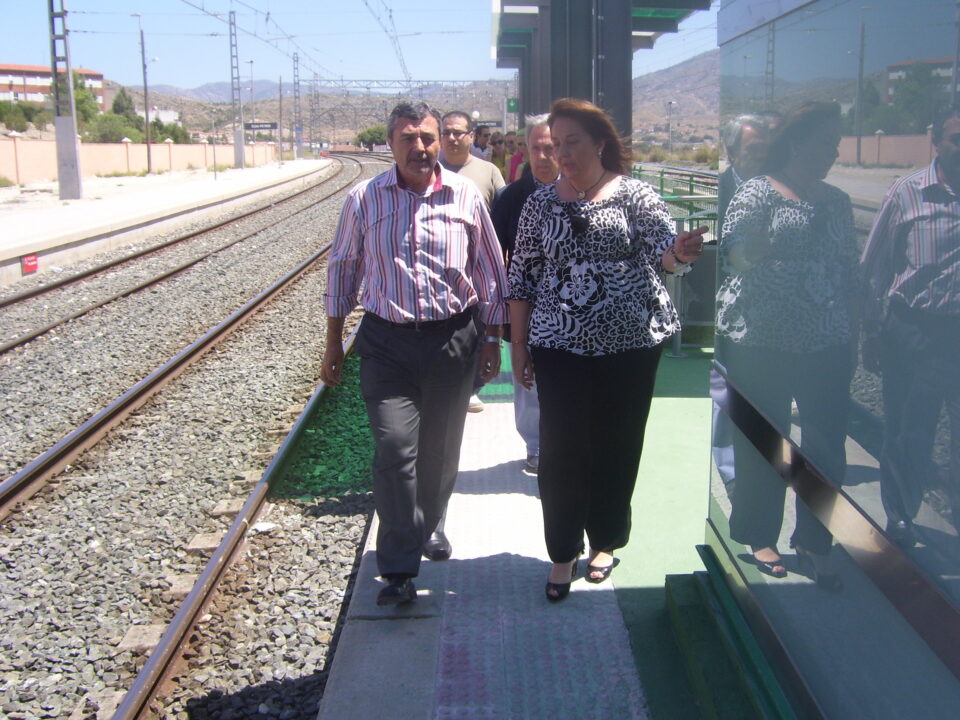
[21,254,38,275]
[244,122,278,131]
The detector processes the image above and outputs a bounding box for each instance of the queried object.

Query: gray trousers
[356,311,479,578]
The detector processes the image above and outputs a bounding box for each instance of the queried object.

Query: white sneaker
[467,394,485,412]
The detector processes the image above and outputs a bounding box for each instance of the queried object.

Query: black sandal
[746,549,787,578]
[585,557,619,584]
[545,554,580,603]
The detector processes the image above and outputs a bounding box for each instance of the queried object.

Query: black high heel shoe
[795,546,842,592]
[545,554,580,603]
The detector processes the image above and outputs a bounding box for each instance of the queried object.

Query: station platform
[318,348,714,720]
[0,158,331,287]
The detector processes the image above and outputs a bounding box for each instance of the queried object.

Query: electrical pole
[278,75,283,166]
[293,53,302,159]
[133,14,152,174]
[952,1,960,106]
[229,11,245,168]
[47,0,82,199]
[855,18,866,165]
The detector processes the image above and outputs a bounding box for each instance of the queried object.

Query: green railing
[633,164,720,353]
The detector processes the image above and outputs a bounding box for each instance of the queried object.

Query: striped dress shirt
[861,158,960,332]
[325,164,508,326]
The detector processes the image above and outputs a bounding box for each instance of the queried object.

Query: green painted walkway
[480,345,715,718]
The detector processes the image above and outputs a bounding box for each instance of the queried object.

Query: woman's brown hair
[548,98,633,175]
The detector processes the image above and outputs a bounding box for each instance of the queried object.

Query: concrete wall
[838,133,935,168]
[0,139,278,185]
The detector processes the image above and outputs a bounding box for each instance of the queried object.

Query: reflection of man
[861,106,960,546]
[718,114,770,228]
[713,114,773,487]
[471,124,492,160]
[440,111,505,210]
[322,101,508,605]
[491,114,558,475]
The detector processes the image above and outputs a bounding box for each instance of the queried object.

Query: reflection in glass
[712,0,960,714]
[717,101,856,586]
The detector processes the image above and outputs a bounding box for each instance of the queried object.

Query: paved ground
[317,348,713,720]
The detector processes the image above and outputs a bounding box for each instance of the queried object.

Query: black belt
[365,309,471,331]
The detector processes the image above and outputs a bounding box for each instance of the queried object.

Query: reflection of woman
[716,101,857,588]
[509,98,706,602]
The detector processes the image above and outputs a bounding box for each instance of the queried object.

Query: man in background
[490,113,558,475]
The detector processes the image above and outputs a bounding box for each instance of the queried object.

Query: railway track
[0,156,364,354]
[0,155,389,719]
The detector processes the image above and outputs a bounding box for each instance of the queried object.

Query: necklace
[568,170,606,200]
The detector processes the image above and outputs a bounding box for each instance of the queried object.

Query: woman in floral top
[508,98,707,602]
[716,101,857,589]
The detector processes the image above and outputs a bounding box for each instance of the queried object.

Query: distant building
[137,109,180,125]
[0,63,105,109]
[885,57,955,102]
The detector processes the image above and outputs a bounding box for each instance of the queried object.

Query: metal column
[47,0,82,199]
[229,11,245,168]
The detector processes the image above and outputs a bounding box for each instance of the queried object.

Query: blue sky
[4,1,718,89]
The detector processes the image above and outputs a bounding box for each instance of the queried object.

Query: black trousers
[530,344,663,564]
[356,311,478,578]
[880,303,960,525]
[723,341,851,555]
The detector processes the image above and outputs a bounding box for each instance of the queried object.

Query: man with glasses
[439,111,506,417]
[471,123,493,161]
[440,111,505,211]
[322,101,507,606]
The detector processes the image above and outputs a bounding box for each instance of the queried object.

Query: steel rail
[0,158,354,309]
[0,236,340,522]
[0,156,364,355]
[112,328,360,720]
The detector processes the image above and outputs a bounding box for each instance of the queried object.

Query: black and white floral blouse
[507,175,679,356]
[715,175,858,352]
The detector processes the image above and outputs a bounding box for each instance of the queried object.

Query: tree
[72,73,100,127]
[893,63,945,134]
[51,72,100,127]
[354,124,387,148]
[85,113,143,143]
[112,88,140,126]
[0,102,28,132]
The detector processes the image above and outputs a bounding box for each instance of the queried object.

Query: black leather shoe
[376,577,416,606]
[422,530,452,561]
[886,519,916,547]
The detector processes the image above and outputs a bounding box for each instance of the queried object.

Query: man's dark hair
[932,104,960,144]
[441,110,474,132]
[387,101,441,140]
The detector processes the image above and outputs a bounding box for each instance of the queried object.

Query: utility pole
[229,11,245,168]
[247,60,255,111]
[666,100,676,154]
[855,17,866,165]
[278,75,283,166]
[133,13,152,174]
[293,52,302,158]
[952,1,960,106]
[47,0,82,199]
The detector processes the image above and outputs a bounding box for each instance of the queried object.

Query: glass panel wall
[712,0,960,715]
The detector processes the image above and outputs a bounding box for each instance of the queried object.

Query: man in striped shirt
[861,105,960,547]
[322,101,508,606]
